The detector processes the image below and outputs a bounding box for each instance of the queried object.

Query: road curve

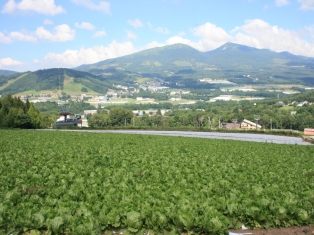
[49,129,313,145]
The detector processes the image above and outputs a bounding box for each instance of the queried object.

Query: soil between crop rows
[230,226,314,235]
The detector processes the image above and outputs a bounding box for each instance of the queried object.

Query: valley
[1,42,314,132]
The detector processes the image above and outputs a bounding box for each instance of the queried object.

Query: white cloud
[0,30,37,43]
[165,36,198,48]
[276,0,289,6]
[43,19,54,25]
[71,0,111,14]
[126,30,137,40]
[305,25,314,41]
[161,20,314,57]
[9,31,37,42]
[231,19,314,56]
[38,40,137,68]
[139,36,198,51]
[0,57,23,68]
[141,41,165,50]
[93,30,106,37]
[127,19,144,28]
[191,22,233,51]
[1,0,65,15]
[75,22,95,30]
[298,0,314,10]
[35,24,75,42]
[155,27,170,34]
[178,31,186,36]
[146,22,170,34]
[0,32,12,43]
[0,24,75,43]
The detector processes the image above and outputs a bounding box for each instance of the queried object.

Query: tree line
[1,90,314,131]
[0,94,41,128]
[90,91,314,130]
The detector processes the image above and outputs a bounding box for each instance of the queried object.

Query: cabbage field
[0,129,314,235]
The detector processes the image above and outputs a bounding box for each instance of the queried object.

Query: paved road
[53,129,313,145]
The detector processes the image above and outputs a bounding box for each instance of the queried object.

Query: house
[84,110,97,115]
[241,119,262,129]
[170,97,181,101]
[213,95,232,101]
[304,128,314,135]
[221,122,241,129]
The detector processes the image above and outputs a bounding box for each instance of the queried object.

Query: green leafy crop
[0,130,313,234]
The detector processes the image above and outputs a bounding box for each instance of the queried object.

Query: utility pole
[58,74,61,96]
[208,117,211,129]
[270,118,272,131]
[254,115,260,130]
[218,115,221,129]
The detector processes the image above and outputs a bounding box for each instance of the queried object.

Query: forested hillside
[0,74,12,87]
[0,69,18,76]
[0,68,116,95]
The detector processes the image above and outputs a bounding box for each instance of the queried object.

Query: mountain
[0,68,116,96]
[77,43,207,76]
[0,70,19,88]
[206,42,314,67]
[76,43,209,85]
[2,43,314,96]
[0,69,18,76]
[76,42,314,86]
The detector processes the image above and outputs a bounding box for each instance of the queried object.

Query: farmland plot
[0,130,313,235]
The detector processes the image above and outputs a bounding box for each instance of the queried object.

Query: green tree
[81,87,88,92]
[109,107,133,126]
[0,94,36,128]
[28,103,41,128]
[88,113,111,128]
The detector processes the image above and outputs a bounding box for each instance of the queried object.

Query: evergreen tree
[28,103,41,128]
[0,94,41,128]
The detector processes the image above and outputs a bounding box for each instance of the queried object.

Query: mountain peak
[138,43,197,54]
[215,42,257,52]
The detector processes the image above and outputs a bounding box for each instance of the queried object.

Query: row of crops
[0,129,314,234]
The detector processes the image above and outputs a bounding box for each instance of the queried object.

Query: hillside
[1,43,314,95]
[77,43,207,73]
[0,68,116,96]
[76,42,314,86]
[0,69,18,76]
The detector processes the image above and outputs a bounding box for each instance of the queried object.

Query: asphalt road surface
[53,129,313,145]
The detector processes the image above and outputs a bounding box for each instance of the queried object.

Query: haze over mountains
[1,42,314,95]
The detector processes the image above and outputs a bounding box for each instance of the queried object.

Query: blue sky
[1,0,314,72]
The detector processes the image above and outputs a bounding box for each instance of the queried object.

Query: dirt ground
[230,226,314,235]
